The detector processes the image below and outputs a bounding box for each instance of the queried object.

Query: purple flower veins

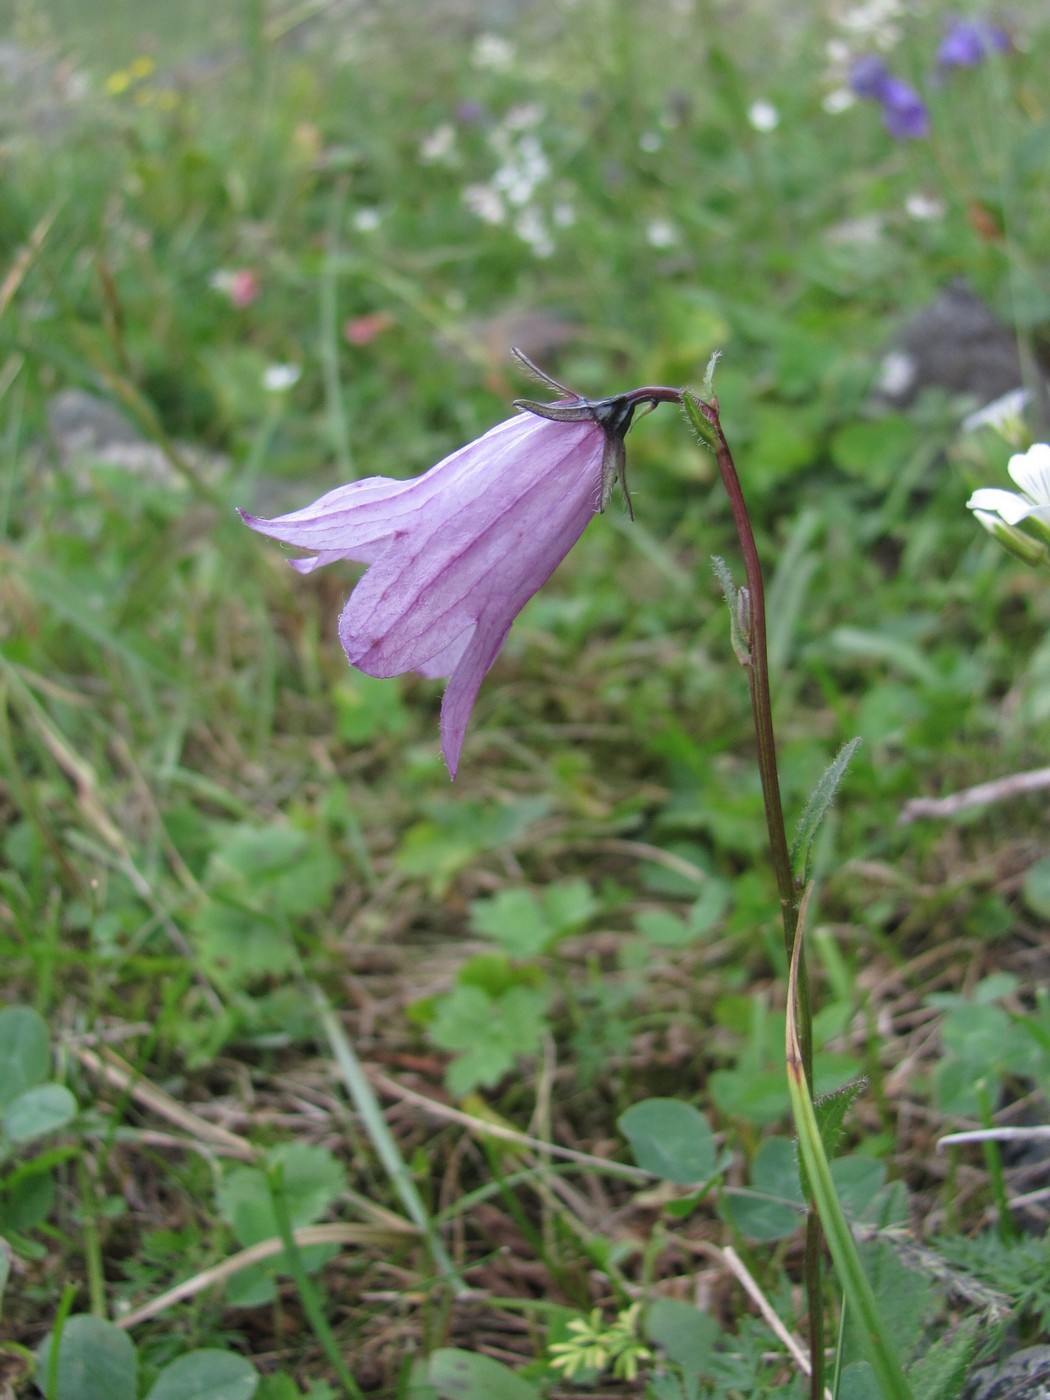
[240,352,680,777]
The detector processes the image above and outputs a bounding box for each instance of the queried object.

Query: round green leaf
[646,1297,720,1374]
[1023,857,1050,920]
[146,1349,258,1400]
[428,1348,540,1400]
[36,1314,137,1400]
[4,1084,77,1144]
[618,1098,716,1184]
[721,1136,804,1241]
[0,1007,49,1111]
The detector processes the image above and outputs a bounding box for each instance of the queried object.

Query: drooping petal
[338,413,602,680]
[242,408,606,774]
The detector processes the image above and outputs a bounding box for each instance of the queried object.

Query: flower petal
[967,487,1031,524]
[242,408,606,775]
[338,414,601,679]
[1008,442,1050,507]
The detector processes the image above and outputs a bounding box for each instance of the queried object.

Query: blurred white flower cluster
[461,96,564,257]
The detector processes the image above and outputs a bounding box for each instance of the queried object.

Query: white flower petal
[1007,442,1050,506]
[966,487,1032,524]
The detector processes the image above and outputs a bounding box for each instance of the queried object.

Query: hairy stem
[683,391,821,1398]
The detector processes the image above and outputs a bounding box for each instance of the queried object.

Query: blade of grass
[786,895,913,1400]
[321,181,353,479]
[311,982,468,1294]
[267,1163,366,1400]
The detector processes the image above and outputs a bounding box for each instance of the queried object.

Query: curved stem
[683,391,820,1398]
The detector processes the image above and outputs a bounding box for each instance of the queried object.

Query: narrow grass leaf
[786,929,913,1400]
[311,984,467,1293]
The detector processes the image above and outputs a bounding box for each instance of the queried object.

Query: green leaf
[1022,858,1050,920]
[205,823,340,918]
[908,1318,978,1400]
[645,1298,720,1375]
[830,415,918,488]
[468,889,553,958]
[721,1136,804,1241]
[35,1315,137,1400]
[830,1156,887,1224]
[839,1361,883,1400]
[217,1143,345,1249]
[542,879,599,931]
[2,1169,55,1234]
[618,1099,716,1185]
[430,985,548,1096]
[427,1348,540,1400]
[146,1350,259,1400]
[709,1066,788,1126]
[4,1084,77,1144]
[791,738,861,881]
[814,1078,865,1163]
[0,1007,49,1111]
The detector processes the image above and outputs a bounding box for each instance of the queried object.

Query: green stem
[787,930,913,1400]
[267,1163,365,1400]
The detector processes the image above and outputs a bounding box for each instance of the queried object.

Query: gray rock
[965,1347,1050,1400]
[873,281,1024,410]
[46,388,223,488]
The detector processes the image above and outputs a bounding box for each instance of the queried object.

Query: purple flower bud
[937,17,1010,68]
[848,55,892,100]
[849,56,929,140]
[240,363,680,776]
[877,75,930,140]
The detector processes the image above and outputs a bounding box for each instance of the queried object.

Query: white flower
[968,443,1050,541]
[419,123,457,164]
[352,208,381,232]
[748,100,779,132]
[463,182,505,225]
[262,363,302,393]
[646,218,678,249]
[904,192,945,221]
[472,34,514,71]
[504,103,544,131]
[874,350,915,399]
[961,388,1030,438]
[514,206,554,257]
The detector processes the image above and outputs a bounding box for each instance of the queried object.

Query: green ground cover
[1,1,1049,1395]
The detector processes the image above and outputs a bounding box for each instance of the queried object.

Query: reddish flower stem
[685,391,823,1400]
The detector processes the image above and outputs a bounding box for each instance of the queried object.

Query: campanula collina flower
[849,56,930,139]
[240,353,680,776]
[937,17,1010,68]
